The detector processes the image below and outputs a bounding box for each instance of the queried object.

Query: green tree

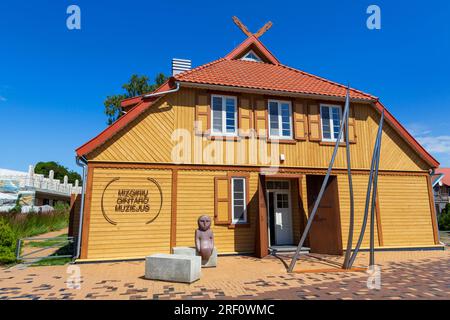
[104,73,167,125]
[34,161,82,185]
[438,203,450,231]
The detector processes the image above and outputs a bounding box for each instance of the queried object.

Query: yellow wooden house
[73,25,442,262]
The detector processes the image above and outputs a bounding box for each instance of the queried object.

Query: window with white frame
[231,177,247,224]
[320,104,343,142]
[268,100,293,139]
[211,95,237,135]
[241,50,262,62]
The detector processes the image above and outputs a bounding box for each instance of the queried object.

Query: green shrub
[0,206,70,265]
[0,219,17,264]
[438,204,450,231]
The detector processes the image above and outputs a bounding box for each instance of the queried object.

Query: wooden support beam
[254,21,273,38]
[232,16,253,37]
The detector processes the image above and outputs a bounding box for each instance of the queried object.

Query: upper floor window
[268,100,293,139]
[211,95,237,135]
[241,50,262,62]
[321,104,343,142]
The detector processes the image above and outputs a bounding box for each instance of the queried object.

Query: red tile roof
[175,58,375,101]
[75,35,440,168]
[435,168,450,186]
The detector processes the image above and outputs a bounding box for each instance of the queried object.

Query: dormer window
[241,50,262,62]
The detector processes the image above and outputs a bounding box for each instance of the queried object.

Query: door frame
[266,180,293,246]
[256,173,305,258]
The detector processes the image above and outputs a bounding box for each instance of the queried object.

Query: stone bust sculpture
[195,215,214,261]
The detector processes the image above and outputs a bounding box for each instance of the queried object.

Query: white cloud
[416,136,450,154]
[408,123,450,167]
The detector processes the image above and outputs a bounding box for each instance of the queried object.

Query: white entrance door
[274,191,293,245]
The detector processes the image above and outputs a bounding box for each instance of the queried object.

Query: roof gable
[224,35,280,65]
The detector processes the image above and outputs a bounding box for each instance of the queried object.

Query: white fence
[0,165,82,196]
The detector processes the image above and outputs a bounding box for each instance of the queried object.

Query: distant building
[0,165,82,213]
[432,168,450,215]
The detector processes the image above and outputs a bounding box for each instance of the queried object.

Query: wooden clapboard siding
[89,98,175,163]
[82,163,438,260]
[176,170,257,254]
[377,174,435,246]
[85,167,172,259]
[337,174,380,249]
[86,88,430,173]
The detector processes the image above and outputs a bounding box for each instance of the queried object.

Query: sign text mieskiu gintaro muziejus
[115,189,150,213]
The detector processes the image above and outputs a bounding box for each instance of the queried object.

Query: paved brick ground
[0,250,449,300]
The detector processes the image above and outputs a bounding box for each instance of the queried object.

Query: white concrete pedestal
[145,253,201,283]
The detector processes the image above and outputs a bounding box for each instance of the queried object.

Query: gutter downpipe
[120,82,180,114]
[74,155,88,260]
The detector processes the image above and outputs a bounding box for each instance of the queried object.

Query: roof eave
[178,81,375,103]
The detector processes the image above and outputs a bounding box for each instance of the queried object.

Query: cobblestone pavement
[0,250,449,300]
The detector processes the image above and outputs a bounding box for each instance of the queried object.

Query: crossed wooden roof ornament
[232,16,272,38]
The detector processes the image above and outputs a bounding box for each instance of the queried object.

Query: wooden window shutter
[254,99,268,138]
[238,97,253,137]
[195,94,210,135]
[347,105,357,143]
[293,100,308,140]
[308,103,322,142]
[214,176,231,225]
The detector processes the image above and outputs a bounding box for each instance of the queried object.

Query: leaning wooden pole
[342,89,355,270]
[347,109,385,268]
[288,89,351,273]
[369,110,384,266]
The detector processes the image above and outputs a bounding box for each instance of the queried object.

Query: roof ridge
[278,63,377,100]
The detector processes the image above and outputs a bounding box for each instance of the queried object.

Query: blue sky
[1,0,449,173]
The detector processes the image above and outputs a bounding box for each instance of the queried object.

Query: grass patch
[30,242,75,266]
[0,204,71,265]
[31,257,72,266]
[3,206,70,239]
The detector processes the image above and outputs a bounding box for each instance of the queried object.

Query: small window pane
[269,102,279,136]
[226,98,236,132]
[332,108,341,140]
[212,97,223,132]
[232,178,247,223]
[321,106,330,119]
[233,206,245,221]
[281,103,291,137]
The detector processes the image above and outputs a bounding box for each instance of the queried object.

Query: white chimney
[172,58,191,76]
